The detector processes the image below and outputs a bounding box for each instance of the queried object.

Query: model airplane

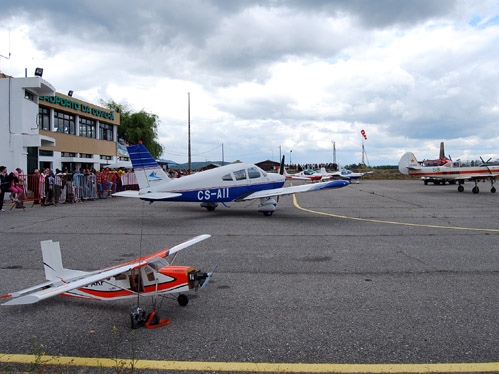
[1,235,216,328]
[114,143,349,215]
[399,152,499,193]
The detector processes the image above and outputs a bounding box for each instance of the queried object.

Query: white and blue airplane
[114,143,349,215]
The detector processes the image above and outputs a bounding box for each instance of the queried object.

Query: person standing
[0,166,8,212]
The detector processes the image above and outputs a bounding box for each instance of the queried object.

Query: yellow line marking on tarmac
[292,194,499,232]
[1,354,499,373]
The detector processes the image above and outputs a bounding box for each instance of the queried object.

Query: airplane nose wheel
[457,185,464,192]
[492,187,496,193]
[472,186,479,194]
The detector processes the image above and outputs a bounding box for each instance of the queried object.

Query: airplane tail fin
[128,143,170,190]
[41,240,64,281]
[439,142,445,160]
[41,240,87,281]
[398,152,421,175]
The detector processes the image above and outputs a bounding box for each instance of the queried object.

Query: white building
[1,72,123,173]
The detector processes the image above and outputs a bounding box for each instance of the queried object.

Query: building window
[80,153,93,159]
[61,152,76,157]
[54,111,75,135]
[38,107,50,130]
[100,123,113,141]
[39,150,54,157]
[100,155,112,160]
[79,118,96,138]
[25,90,35,102]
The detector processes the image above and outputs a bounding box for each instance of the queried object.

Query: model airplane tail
[42,240,87,281]
[128,143,171,190]
[398,152,422,175]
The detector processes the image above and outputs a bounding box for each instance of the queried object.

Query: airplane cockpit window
[247,167,261,179]
[304,170,314,175]
[147,257,169,271]
[222,173,233,181]
[234,169,247,180]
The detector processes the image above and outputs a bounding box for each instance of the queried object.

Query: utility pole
[332,140,336,165]
[188,92,191,172]
[222,143,224,166]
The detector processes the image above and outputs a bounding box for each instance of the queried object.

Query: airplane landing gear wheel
[472,186,479,194]
[492,187,496,193]
[458,185,464,193]
[263,211,273,216]
[177,294,189,306]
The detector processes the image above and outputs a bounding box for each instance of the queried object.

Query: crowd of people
[0,166,138,212]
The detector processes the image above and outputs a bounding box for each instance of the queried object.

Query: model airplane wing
[1,262,147,306]
[238,180,349,201]
[113,191,182,200]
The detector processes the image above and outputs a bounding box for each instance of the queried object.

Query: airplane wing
[113,191,182,200]
[1,262,147,306]
[238,180,349,201]
[443,172,499,181]
[147,234,212,259]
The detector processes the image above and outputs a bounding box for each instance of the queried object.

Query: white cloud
[1,1,498,166]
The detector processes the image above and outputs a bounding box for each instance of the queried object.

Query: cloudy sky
[1,0,499,166]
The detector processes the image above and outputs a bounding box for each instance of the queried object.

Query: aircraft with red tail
[398,152,499,194]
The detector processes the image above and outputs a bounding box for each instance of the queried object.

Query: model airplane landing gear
[177,294,189,306]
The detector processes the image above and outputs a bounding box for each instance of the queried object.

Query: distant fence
[5,172,139,208]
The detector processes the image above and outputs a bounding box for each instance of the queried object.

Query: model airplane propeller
[1,235,216,329]
[113,143,349,216]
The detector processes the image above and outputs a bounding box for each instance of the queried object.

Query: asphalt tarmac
[0,179,498,373]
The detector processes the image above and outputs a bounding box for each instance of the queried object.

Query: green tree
[101,100,164,159]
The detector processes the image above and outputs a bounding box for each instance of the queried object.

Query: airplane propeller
[279,155,285,175]
[200,264,219,289]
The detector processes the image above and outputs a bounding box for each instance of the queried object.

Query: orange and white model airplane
[399,152,499,194]
[1,235,216,328]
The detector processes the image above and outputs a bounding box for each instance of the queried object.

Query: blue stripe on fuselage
[142,181,285,202]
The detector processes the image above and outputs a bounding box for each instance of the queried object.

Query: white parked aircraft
[327,168,373,183]
[114,144,349,215]
[398,152,499,193]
